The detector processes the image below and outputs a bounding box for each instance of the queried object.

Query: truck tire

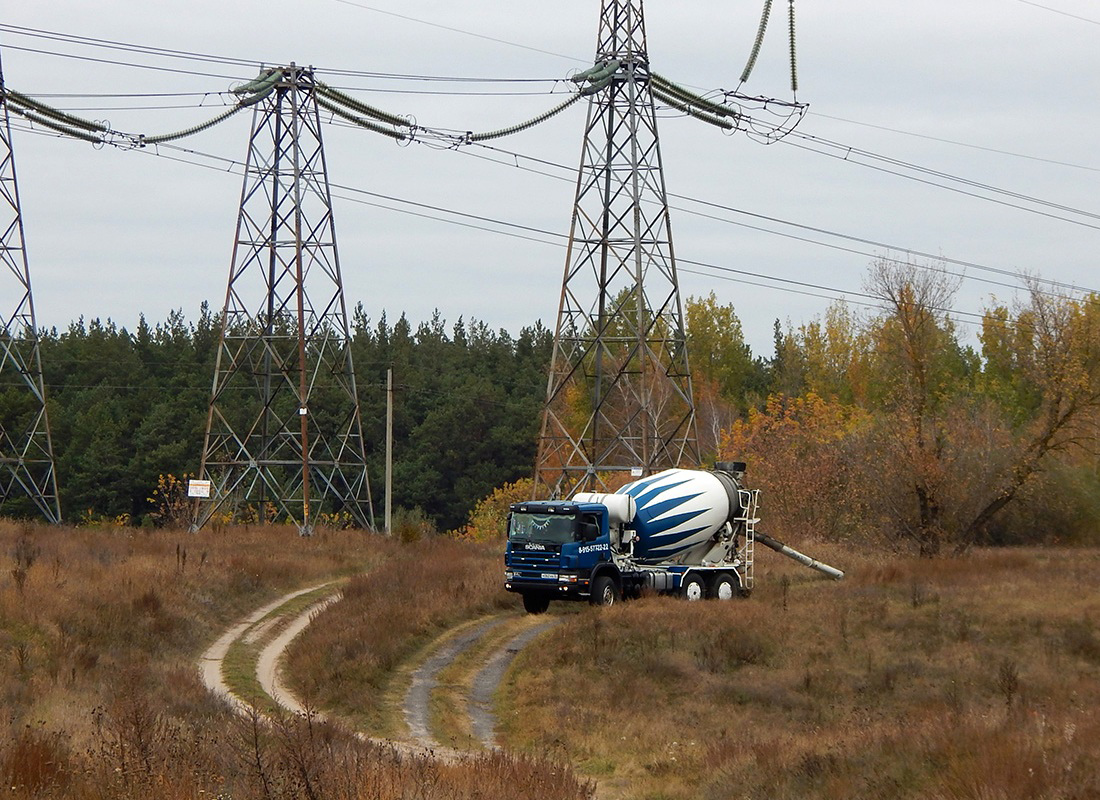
[522,593,551,614]
[681,573,707,602]
[590,575,620,607]
[711,572,739,601]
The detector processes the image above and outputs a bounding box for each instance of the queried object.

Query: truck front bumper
[504,571,591,598]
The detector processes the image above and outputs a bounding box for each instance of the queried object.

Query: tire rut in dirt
[469,619,559,748]
[402,617,508,748]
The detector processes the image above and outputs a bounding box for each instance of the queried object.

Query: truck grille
[508,548,561,571]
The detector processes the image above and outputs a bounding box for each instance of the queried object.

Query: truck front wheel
[590,575,620,607]
[522,593,551,614]
[681,573,707,602]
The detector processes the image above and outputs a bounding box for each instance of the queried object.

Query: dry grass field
[285,536,521,735]
[0,522,592,799]
[4,518,1097,800]
[0,520,384,797]
[501,542,1100,800]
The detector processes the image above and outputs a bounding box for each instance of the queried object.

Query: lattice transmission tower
[534,0,700,499]
[0,58,61,523]
[194,65,373,534]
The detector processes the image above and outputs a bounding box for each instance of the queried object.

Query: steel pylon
[534,0,699,499]
[0,59,61,523]
[194,65,373,534]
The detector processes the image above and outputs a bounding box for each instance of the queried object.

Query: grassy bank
[0,522,592,799]
[501,543,1100,799]
[284,536,519,734]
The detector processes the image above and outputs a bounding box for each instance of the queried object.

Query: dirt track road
[255,594,341,716]
[199,582,557,753]
[199,582,333,715]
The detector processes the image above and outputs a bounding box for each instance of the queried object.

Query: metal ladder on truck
[735,488,760,591]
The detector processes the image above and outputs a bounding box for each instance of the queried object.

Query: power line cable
[0,23,257,68]
[459,139,1052,300]
[1014,0,1100,25]
[808,111,1100,174]
[16,27,1095,238]
[9,94,1093,305]
[667,193,1097,295]
[4,70,584,148]
[34,91,218,99]
[16,106,1084,304]
[454,139,1099,297]
[5,119,1055,343]
[329,0,583,63]
[12,120,1066,330]
[50,102,222,112]
[780,131,1100,230]
[0,23,569,86]
[5,29,1086,338]
[0,43,243,82]
[9,67,1096,307]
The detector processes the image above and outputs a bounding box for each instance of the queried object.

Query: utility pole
[385,366,393,535]
[0,55,61,524]
[534,0,699,500]
[194,64,374,534]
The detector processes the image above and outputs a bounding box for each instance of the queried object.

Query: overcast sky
[2,0,1097,356]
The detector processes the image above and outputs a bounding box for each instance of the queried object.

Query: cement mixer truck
[504,463,843,613]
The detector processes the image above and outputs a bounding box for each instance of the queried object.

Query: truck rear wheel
[711,572,739,601]
[590,575,620,607]
[522,593,551,614]
[681,573,707,602]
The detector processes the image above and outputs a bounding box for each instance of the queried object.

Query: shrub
[455,477,535,541]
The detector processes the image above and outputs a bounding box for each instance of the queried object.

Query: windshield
[508,512,577,544]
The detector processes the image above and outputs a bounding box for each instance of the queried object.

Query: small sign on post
[630,467,643,477]
[187,479,211,499]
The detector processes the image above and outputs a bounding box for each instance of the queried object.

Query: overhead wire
[329,0,582,64]
[1,67,280,146]
[4,28,1097,331]
[1013,0,1100,26]
[429,120,1100,313]
[11,20,1091,224]
[5,114,1077,343]
[3,61,592,150]
[779,131,1100,232]
[33,91,219,99]
[40,102,225,112]
[808,111,1100,174]
[0,43,243,82]
[449,138,1099,298]
[6,64,1094,304]
[668,193,1097,296]
[0,23,258,68]
[10,81,1091,307]
[0,22,570,85]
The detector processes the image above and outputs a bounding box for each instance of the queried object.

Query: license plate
[541,573,558,580]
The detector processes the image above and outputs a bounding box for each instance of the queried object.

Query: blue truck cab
[503,500,620,613]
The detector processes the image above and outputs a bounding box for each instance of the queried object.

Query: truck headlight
[558,574,578,583]
[504,570,514,580]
